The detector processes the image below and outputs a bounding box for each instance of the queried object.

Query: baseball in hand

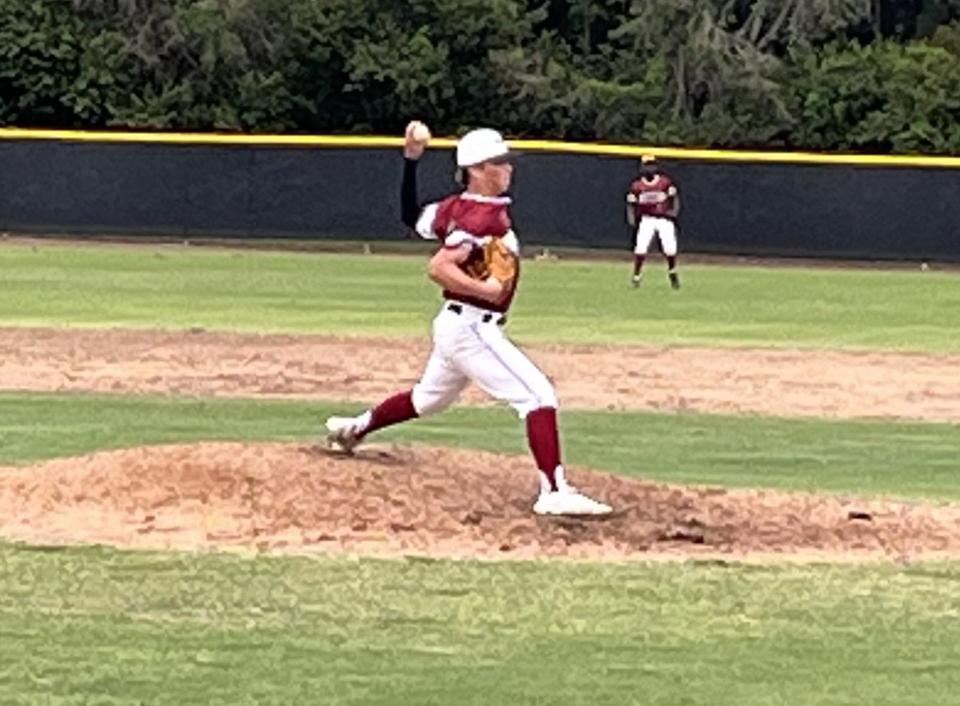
[411,122,431,143]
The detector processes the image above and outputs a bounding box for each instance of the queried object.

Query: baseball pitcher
[324,121,612,516]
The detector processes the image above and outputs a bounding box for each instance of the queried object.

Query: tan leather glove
[464,238,518,284]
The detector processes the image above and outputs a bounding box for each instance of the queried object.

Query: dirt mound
[2,442,960,561]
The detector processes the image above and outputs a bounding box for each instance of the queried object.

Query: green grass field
[1,240,959,705]
[2,241,959,350]
[2,544,959,706]
[3,392,959,500]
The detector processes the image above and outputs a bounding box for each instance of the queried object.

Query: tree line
[1,0,959,153]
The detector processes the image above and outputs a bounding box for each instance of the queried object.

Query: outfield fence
[1,128,958,261]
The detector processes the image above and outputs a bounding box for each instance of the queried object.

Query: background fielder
[626,154,681,289]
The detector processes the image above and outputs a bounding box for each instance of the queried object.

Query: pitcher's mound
[2,442,959,561]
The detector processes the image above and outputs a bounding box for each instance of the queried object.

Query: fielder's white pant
[635,216,677,256]
[411,302,557,419]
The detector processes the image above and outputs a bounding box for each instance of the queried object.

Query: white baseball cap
[456,128,510,167]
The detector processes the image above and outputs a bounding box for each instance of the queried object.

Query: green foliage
[915,0,960,36]
[785,37,960,151]
[489,37,668,140]
[99,0,296,130]
[1,0,960,151]
[0,0,96,125]
[292,0,538,133]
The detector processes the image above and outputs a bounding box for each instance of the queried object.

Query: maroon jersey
[415,192,521,314]
[629,174,677,218]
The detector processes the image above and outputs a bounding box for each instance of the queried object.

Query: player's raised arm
[401,120,431,230]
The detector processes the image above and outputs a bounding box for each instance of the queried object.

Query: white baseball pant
[635,216,677,256]
[411,302,557,419]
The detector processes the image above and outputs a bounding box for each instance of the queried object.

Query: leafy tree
[1,0,960,151]
[784,36,960,151]
[281,0,544,134]
[490,36,667,139]
[0,0,106,125]
[73,0,296,130]
[916,0,960,35]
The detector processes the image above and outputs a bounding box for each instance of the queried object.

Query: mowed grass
[2,241,959,350]
[3,391,958,500]
[1,543,959,706]
[3,240,960,705]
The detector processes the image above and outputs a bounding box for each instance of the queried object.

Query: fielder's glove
[464,238,518,285]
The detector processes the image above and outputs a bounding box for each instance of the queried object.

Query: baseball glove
[464,238,517,284]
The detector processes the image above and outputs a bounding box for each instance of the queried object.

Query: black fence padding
[0,138,957,261]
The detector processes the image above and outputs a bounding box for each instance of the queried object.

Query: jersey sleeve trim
[444,230,485,249]
[414,203,439,240]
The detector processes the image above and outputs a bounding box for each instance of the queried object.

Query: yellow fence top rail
[2,127,959,168]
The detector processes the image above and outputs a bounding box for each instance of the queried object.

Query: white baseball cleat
[533,487,613,516]
[324,416,363,453]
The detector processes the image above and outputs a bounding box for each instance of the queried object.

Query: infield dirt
[4,327,960,421]
[1,442,959,561]
[3,326,960,561]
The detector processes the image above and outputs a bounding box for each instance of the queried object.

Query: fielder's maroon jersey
[629,174,677,218]
[415,192,520,314]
